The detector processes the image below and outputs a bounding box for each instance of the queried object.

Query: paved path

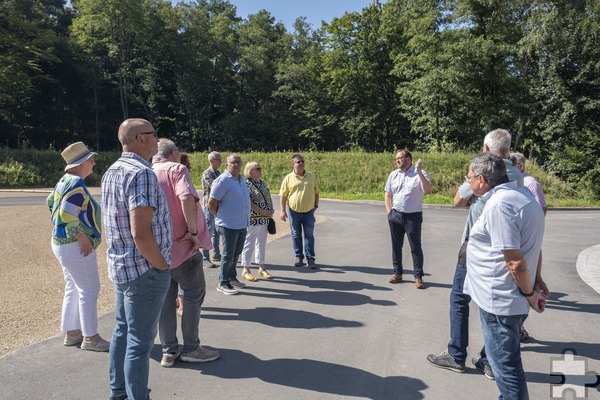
[1,197,599,399]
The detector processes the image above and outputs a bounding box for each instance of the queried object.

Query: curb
[576,244,600,295]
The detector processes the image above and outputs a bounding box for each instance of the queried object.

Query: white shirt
[384,166,430,213]
[464,181,545,316]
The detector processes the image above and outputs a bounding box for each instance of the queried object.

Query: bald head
[118,118,155,145]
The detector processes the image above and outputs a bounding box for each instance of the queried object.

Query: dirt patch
[0,200,296,357]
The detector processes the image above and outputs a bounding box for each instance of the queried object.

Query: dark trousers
[388,210,423,278]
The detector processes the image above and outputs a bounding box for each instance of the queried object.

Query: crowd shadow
[543,291,600,316]
[521,339,600,361]
[240,285,397,307]
[201,306,363,330]
[151,348,427,400]
[272,275,392,292]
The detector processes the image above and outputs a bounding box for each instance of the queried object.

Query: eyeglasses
[254,167,262,172]
[465,174,481,182]
[228,160,242,165]
[396,156,408,161]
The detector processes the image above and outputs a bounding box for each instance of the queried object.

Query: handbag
[267,217,277,235]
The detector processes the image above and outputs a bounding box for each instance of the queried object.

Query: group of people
[47,118,320,400]
[391,128,547,400]
[48,118,547,399]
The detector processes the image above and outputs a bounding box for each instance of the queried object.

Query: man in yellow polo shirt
[280,153,320,268]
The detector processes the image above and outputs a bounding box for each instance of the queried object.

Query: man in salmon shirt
[152,138,220,367]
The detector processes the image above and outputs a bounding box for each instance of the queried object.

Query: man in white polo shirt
[384,149,433,289]
[464,152,546,400]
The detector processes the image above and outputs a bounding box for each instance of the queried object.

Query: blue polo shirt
[210,170,250,229]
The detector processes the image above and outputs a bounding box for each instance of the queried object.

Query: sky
[175,1,382,31]
[229,0,379,30]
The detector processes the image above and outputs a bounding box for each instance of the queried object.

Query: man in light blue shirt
[208,153,251,295]
[427,128,540,381]
[464,152,546,399]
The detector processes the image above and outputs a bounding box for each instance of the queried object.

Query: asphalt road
[1,198,599,400]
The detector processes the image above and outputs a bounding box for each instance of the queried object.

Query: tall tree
[320,1,405,151]
[0,0,61,147]
[520,0,600,198]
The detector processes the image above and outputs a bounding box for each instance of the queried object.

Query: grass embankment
[1,148,597,207]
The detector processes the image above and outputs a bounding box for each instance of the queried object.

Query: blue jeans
[216,226,246,284]
[288,208,315,260]
[448,261,489,365]
[159,252,206,354]
[387,210,423,278]
[109,267,171,400]
[202,208,221,261]
[480,309,529,400]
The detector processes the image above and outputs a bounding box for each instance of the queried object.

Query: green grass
[2,148,598,207]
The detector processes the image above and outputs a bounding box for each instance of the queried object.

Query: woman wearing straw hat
[47,142,109,352]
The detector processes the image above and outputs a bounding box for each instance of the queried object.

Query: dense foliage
[1,0,599,198]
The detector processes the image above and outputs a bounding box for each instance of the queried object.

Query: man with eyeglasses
[463,152,546,399]
[385,149,432,289]
[102,118,172,400]
[208,153,251,295]
[427,129,548,381]
[280,153,320,268]
[152,138,220,366]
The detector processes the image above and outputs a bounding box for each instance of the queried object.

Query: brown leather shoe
[415,278,425,289]
[389,274,402,284]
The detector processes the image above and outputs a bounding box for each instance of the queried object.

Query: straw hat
[61,142,97,171]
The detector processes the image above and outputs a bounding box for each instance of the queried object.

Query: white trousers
[51,241,100,336]
[240,224,268,266]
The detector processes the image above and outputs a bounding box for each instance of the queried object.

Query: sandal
[258,268,272,279]
[242,270,257,281]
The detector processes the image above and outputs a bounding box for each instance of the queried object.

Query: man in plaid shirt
[102,118,172,400]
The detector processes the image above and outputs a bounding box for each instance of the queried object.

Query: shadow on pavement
[202,306,363,329]
[151,348,427,400]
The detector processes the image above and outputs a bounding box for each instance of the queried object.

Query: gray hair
[483,128,511,158]
[509,152,525,166]
[208,151,221,161]
[156,138,177,158]
[470,152,509,189]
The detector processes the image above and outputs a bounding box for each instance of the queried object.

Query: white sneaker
[81,334,110,352]
[217,283,238,295]
[229,279,245,288]
[161,349,180,367]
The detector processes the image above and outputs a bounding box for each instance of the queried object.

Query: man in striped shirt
[102,118,172,400]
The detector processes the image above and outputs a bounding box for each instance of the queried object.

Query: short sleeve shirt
[153,157,200,268]
[102,152,172,284]
[210,170,251,229]
[523,173,546,209]
[464,181,545,316]
[246,179,273,226]
[279,171,319,213]
[202,167,220,207]
[384,166,430,213]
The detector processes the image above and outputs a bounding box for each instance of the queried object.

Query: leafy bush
[0,161,43,187]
